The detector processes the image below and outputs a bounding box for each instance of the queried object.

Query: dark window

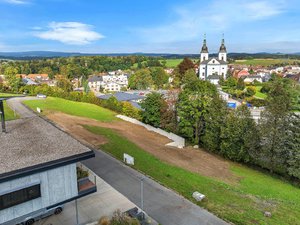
[0,184,41,210]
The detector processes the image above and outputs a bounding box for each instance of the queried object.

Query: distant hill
[1,51,300,60]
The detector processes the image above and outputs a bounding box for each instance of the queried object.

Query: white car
[36,94,47,98]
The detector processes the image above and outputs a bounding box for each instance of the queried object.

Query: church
[198,36,228,81]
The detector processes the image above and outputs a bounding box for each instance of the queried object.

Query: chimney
[0,98,6,133]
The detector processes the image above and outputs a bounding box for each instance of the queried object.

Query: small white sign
[192,191,205,202]
[123,153,134,165]
[37,107,42,113]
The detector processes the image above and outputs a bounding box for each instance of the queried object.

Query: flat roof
[0,117,94,181]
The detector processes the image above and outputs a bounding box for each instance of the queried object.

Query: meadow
[233,58,300,66]
[23,97,116,122]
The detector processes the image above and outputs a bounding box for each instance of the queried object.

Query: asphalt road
[83,151,228,225]
[8,97,228,225]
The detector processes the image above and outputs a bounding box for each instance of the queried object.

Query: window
[0,184,41,210]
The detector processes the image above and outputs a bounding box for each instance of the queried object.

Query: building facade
[199,36,228,81]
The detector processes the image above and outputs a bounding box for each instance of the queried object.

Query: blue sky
[0,0,300,53]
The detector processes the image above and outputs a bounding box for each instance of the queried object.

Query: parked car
[36,94,47,98]
[17,205,64,225]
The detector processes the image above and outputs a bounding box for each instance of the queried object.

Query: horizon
[1,0,300,53]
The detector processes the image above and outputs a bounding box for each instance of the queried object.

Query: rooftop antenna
[0,98,6,133]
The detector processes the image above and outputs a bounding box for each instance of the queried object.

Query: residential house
[243,75,263,83]
[236,69,250,79]
[0,115,96,225]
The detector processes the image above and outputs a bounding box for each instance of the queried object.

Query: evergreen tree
[259,80,292,174]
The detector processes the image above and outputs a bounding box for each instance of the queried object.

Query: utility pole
[140,176,144,211]
[75,200,79,225]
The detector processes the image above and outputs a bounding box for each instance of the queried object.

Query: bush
[245,97,266,107]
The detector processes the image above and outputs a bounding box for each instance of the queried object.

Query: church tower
[200,34,209,62]
[218,34,227,62]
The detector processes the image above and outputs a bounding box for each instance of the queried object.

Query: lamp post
[0,98,6,133]
[140,176,144,211]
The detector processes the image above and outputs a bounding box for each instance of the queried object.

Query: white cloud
[34,22,104,45]
[2,0,30,4]
[137,0,286,44]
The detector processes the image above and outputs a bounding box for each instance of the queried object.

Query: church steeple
[219,33,227,53]
[200,34,209,62]
[218,34,227,62]
[201,33,208,53]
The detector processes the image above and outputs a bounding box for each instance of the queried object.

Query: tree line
[139,59,300,181]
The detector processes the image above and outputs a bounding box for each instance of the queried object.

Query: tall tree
[150,67,169,89]
[140,92,164,127]
[177,58,195,81]
[128,69,153,90]
[259,79,292,174]
[220,105,258,162]
[177,80,217,145]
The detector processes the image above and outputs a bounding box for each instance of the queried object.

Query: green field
[133,58,198,68]
[84,125,300,225]
[233,59,300,66]
[0,93,23,98]
[23,97,116,122]
[254,86,267,99]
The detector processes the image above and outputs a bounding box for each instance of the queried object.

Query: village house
[243,75,263,83]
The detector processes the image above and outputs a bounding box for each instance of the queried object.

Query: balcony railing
[77,166,97,197]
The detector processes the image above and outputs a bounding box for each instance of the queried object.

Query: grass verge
[23,97,116,122]
[84,125,300,225]
[3,101,19,121]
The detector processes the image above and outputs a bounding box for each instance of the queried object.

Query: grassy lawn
[0,92,23,98]
[254,86,267,99]
[23,97,116,122]
[84,125,300,225]
[3,101,19,121]
[233,59,300,66]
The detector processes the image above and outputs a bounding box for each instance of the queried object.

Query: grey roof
[88,75,103,82]
[22,78,38,85]
[207,75,220,80]
[98,92,145,101]
[200,57,227,65]
[0,117,93,176]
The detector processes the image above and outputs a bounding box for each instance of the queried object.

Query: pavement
[8,97,229,225]
[38,170,139,225]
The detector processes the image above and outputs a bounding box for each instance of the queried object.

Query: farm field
[133,58,198,68]
[233,58,300,66]
[22,97,300,225]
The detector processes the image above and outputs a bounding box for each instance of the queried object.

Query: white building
[88,74,128,92]
[0,115,96,225]
[244,75,263,83]
[199,36,228,81]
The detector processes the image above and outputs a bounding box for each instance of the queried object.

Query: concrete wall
[0,163,78,224]
[116,115,185,148]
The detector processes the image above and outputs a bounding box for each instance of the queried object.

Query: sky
[0,0,300,53]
